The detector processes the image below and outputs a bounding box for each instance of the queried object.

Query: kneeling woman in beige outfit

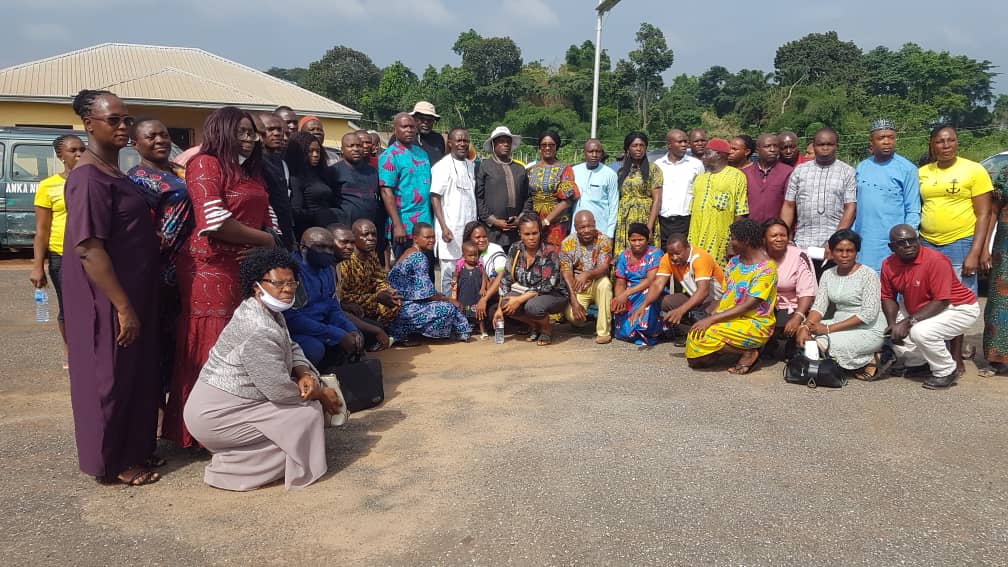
[184,248,342,490]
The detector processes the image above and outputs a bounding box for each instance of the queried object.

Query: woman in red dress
[164,107,278,448]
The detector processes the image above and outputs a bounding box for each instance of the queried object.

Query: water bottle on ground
[34,289,50,323]
[494,318,505,344]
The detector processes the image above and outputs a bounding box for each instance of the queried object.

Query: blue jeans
[922,236,978,294]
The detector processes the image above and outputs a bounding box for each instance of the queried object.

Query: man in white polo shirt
[653,129,705,247]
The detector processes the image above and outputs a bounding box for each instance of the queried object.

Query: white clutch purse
[318,374,350,427]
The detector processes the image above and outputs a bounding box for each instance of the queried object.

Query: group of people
[30,86,1007,492]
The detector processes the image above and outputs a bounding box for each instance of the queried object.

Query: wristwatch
[909,316,920,326]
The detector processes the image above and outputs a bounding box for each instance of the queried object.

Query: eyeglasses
[261,278,299,290]
[237,129,261,142]
[89,114,135,128]
[890,237,918,247]
[539,142,556,149]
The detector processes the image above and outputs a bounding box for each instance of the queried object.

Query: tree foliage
[774,31,863,88]
[301,46,381,113]
[617,23,675,131]
[266,66,308,85]
[280,29,1004,163]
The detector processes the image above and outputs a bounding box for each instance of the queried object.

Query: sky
[4,0,1006,95]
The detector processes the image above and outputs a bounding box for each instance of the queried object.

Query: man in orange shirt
[629,234,725,345]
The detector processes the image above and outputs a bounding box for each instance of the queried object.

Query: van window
[0,143,5,177]
[11,144,58,182]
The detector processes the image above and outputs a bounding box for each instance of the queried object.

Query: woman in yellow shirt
[31,134,85,358]
[918,125,995,370]
[918,125,995,295]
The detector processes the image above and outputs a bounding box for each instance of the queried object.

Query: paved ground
[1,257,1006,566]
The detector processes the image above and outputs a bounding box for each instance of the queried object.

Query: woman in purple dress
[62,90,162,485]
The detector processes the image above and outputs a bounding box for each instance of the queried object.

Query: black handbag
[783,336,847,389]
[333,357,385,412]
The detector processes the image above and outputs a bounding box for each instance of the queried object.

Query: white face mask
[256,283,294,312]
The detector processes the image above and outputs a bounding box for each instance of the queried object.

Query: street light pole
[591,0,621,139]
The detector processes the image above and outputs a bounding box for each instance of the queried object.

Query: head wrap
[298,115,321,130]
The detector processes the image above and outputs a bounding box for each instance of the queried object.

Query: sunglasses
[890,237,918,247]
[89,114,135,128]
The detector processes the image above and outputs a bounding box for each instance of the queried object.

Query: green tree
[654,74,703,132]
[994,94,1008,130]
[265,66,308,85]
[450,30,525,126]
[453,29,522,85]
[774,31,863,88]
[617,23,675,131]
[428,64,480,128]
[562,40,611,73]
[360,61,420,122]
[301,46,381,112]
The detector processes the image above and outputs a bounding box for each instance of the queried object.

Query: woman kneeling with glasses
[795,230,887,380]
[184,248,343,491]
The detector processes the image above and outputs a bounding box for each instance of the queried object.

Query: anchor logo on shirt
[946,179,960,195]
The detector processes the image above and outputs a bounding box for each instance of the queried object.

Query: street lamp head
[597,0,622,14]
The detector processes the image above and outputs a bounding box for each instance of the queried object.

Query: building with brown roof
[0,43,361,148]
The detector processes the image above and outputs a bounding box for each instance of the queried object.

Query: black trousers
[658,215,690,247]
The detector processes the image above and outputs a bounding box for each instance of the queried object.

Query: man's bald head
[889,224,916,241]
[341,132,364,164]
[572,210,599,244]
[888,224,921,262]
[352,218,376,234]
[666,129,688,159]
[583,138,603,168]
[392,112,416,145]
[301,227,334,248]
[778,131,800,165]
[351,218,378,252]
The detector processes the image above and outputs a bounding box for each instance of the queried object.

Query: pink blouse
[774,244,817,313]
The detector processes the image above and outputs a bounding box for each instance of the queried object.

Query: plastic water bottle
[34,289,50,323]
[494,319,505,344]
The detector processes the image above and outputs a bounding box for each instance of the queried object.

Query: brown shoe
[595,335,612,344]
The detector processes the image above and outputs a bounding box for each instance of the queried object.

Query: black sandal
[144,455,167,468]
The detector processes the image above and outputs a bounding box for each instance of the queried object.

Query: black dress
[290,171,338,238]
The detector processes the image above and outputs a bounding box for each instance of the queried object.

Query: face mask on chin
[256,283,295,312]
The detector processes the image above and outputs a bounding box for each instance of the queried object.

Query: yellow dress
[613,163,663,254]
[687,166,748,265]
[686,256,777,358]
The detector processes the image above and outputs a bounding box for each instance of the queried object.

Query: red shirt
[880,246,977,313]
[743,161,793,223]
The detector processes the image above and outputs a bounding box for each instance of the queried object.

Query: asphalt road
[0,258,1005,566]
